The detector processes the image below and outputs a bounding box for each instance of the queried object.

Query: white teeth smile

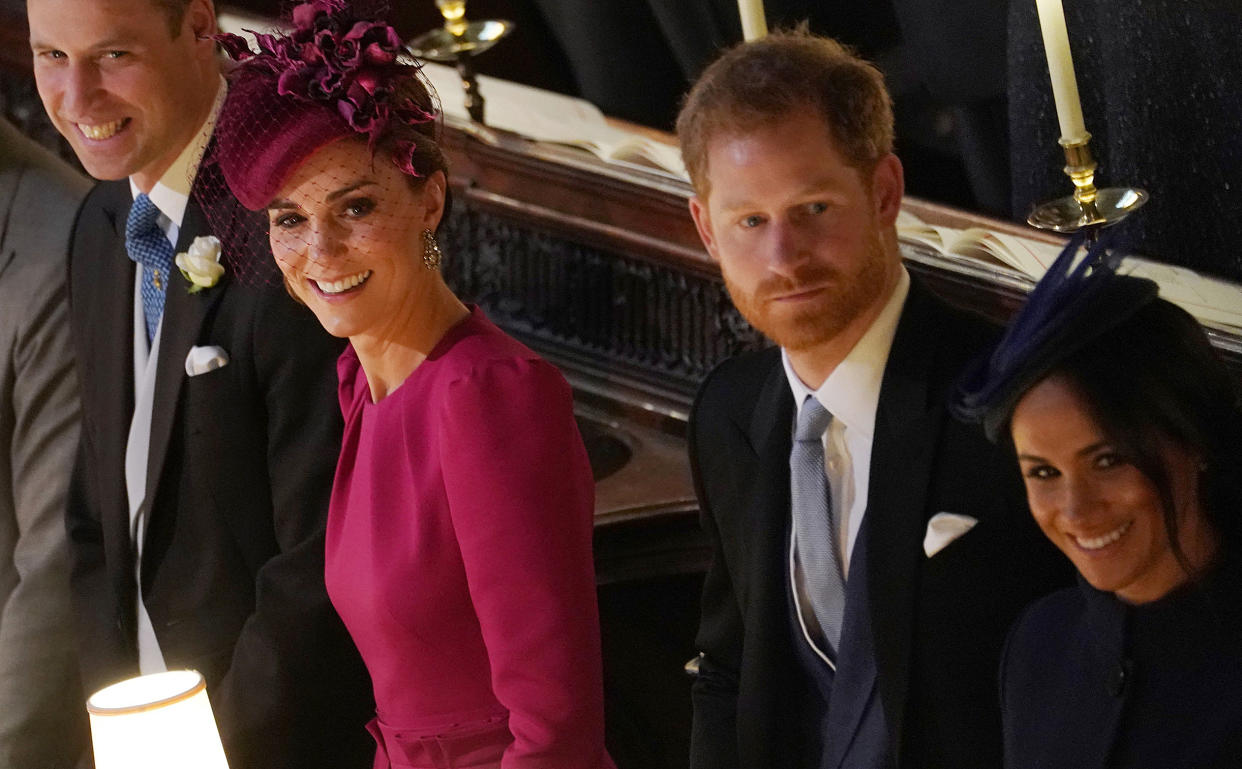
[1074,521,1132,551]
[314,270,372,295]
[78,119,125,140]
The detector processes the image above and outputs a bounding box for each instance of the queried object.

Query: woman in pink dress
[209,4,615,767]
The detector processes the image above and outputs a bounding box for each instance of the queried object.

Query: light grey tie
[791,396,846,653]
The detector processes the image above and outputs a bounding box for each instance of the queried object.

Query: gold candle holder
[1027,134,1149,234]
[436,0,469,37]
[407,1,514,123]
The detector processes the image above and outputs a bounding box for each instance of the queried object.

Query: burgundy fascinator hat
[211,0,440,211]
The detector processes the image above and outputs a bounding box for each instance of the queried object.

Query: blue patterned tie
[791,396,847,653]
[125,193,175,343]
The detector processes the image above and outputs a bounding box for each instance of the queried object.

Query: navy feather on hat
[953,233,1160,441]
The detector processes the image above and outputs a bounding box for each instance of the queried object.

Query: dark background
[8,0,1239,279]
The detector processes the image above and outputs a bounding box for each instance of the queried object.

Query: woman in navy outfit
[955,237,1242,769]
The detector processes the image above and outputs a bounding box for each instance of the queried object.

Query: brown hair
[377,75,448,182]
[676,28,893,196]
[152,0,191,37]
[376,74,452,230]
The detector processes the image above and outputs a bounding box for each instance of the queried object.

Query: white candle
[737,0,767,41]
[1034,0,1089,143]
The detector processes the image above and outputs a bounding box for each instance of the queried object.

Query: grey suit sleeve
[0,210,88,768]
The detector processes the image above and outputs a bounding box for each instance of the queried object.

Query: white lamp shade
[87,670,230,769]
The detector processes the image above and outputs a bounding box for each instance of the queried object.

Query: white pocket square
[185,345,229,377]
[923,512,979,558]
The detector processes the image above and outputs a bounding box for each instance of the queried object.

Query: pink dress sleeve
[437,357,615,769]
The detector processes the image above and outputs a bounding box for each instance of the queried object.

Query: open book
[897,210,1062,279]
[421,62,688,179]
[1120,260,1242,334]
[898,209,1242,333]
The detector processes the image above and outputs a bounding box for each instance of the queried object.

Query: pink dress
[325,307,614,769]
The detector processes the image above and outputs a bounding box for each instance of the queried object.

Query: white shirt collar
[782,267,911,440]
[128,76,227,228]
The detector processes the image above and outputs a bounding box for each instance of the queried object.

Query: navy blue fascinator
[953,233,1160,441]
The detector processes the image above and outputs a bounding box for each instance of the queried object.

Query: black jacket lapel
[143,197,228,515]
[744,363,795,613]
[78,182,141,618]
[739,361,807,758]
[864,281,946,752]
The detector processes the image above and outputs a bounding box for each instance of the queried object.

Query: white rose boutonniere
[176,235,225,294]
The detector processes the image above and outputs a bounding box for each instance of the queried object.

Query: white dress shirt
[782,267,910,663]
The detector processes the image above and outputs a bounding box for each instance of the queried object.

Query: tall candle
[1034,0,1089,143]
[737,0,767,41]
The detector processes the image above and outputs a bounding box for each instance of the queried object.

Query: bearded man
[679,30,1070,769]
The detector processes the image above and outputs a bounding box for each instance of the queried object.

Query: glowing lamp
[87,670,230,769]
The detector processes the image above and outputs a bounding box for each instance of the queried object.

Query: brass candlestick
[1027,134,1149,234]
[407,0,514,124]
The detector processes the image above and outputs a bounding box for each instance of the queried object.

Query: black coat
[65,178,374,769]
[1001,564,1242,769]
[688,279,1071,769]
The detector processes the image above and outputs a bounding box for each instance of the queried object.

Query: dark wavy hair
[1039,299,1242,569]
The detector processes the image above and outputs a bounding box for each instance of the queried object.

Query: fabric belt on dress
[366,714,510,769]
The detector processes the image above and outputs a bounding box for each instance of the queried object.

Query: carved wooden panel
[441,203,766,401]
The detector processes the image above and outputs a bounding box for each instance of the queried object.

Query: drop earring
[422,229,442,270]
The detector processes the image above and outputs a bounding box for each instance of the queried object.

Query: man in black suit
[678,31,1069,769]
[27,0,373,766]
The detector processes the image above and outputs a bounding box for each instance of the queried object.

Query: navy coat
[1002,562,1242,769]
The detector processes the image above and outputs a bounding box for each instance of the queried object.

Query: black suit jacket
[65,178,374,769]
[688,278,1071,769]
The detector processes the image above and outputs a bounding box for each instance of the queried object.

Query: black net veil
[193,0,447,290]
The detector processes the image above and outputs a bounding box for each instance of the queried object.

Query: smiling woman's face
[266,137,445,340]
[1010,373,1214,604]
